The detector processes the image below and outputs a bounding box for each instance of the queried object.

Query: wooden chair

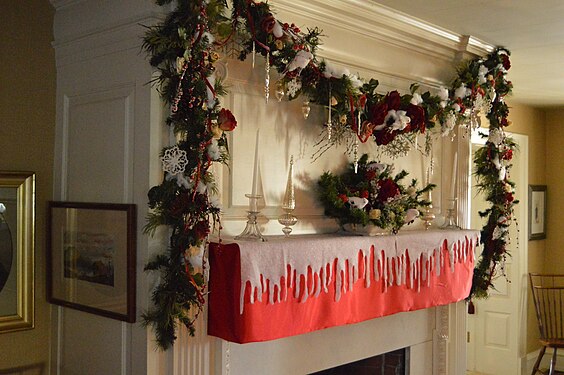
[530,274,564,375]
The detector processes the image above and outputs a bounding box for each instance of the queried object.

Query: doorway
[466,131,529,375]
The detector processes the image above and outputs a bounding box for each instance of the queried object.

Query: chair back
[529,273,564,341]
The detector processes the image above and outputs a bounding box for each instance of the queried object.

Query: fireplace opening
[309,348,408,375]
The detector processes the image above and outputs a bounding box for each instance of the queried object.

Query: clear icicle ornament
[326,86,333,141]
[252,41,256,69]
[302,101,311,119]
[264,52,270,104]
[275,81,285,102]
[278,156,298,236]
[353,137,359,173]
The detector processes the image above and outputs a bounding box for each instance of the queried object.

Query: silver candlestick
[278,156,297,236]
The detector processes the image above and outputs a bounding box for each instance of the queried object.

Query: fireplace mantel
[208,229,478,344]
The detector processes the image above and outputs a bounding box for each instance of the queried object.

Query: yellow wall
[545,108,564,274]
[507,103,547,353]
[0,1,55,372]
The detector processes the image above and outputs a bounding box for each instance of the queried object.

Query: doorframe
[460,128,529,374]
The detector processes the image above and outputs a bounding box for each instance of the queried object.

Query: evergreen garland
[143,0,515,349]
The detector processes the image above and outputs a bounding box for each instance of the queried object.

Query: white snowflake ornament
[161,145,188,175]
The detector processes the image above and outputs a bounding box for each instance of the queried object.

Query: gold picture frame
[0,171,35,333]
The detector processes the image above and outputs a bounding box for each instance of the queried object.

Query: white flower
[0,203,5,214]
[410,93,423,105]
[385,109,411,131]
[286,78,302,98]
[272,21,284,38]
[348,74,363,89]
[488,128,504,146]
[499,166,506,181]
[207,139,221,161]
[452,103,461,112]
[438,87,449,101]
[405,208,419,223]
[286,50,313,72]
[161,146,188,174]
[348,197,369,210]
[441,112,457,135]
[478,75,487,85]
[492,226,505,240]
[367,162,387,175]
[406,186,417,198]
[455,84,468,99]
[478,64,489,77]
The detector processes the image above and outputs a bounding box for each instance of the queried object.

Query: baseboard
[525,349,564,374]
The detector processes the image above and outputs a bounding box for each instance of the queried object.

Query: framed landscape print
[47,201,136,322]
[528,185,547,241]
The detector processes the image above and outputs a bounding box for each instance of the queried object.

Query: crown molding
[271,0,494,61]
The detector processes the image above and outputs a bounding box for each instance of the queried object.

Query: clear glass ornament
[302,101,311,119]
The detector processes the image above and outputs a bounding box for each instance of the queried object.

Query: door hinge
[467,331,470,343]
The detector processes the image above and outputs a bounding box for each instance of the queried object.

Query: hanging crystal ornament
[252,41,256,69]
[275,81,285,102]
[420,155,435,230]
[302,101,311,119]
[278,156,298,236]
[326,85,333,141]
[353,137,359,173]
[264,53,270,104]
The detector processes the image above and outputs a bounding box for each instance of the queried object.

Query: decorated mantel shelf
[208,229,478,344]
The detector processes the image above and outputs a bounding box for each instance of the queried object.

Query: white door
[466,131,528,375]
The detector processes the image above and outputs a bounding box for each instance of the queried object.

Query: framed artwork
[0,171,34,333]
[528,185,547,241]
[47,201,136,322]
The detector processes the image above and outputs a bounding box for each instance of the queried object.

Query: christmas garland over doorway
[142,0,516,349]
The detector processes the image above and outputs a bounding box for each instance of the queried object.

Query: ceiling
[372,0,564,107]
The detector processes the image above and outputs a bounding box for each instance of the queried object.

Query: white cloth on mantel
[231,230,479,314]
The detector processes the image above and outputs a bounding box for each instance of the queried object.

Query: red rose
[386,91,401,110]
[218,108,237,131]
[377,178,400,202]
[338,194,348,203]
[373,129,397,146]
[365,170,376,180]
[505,193,514,203]
[501,54,511,71]
[193,220,210,240]
[261,14,276,33]
[369,101,388,126]
[501,117,509,127]
[360,190,369,199]
[502,149,513,161]
[405,104,426,133]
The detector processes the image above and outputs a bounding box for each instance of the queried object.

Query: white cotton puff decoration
[348,197,369,210]
[207,138,221,161]
[452,103,461,112]
[454,84,468,99]
[488,128,504,146]
[272,21,284,38]
[323,61,350,79]
[165,172,191,189]
[348,74,363,89]
[209,194,222,209]
[197,180,208,194]
[385,109,411,131]
[187,245,204,268]
[438,86,449,101]
[0,203,5,214]
[405,208,419,223]
[286,50,313,72]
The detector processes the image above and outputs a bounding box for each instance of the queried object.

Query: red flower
[501,117,509,127]
[365,170,376,180]
[360,190,369,199]
[405,104,426,133]
[261,14,276,33]
[369,101,388,126]
[193,220,210,240]
[501,54,511,71]
[377,178,400,202]
[505,193,514,203]
[218,108,237,131]
[502,149,513,160]
[373,129,397,146]
[338,194,348,203]
[386,91,401,110]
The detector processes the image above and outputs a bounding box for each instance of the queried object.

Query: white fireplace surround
[49,0,487,374]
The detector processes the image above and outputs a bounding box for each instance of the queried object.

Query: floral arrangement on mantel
[142,0,516,349]
[318,154,435,234]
